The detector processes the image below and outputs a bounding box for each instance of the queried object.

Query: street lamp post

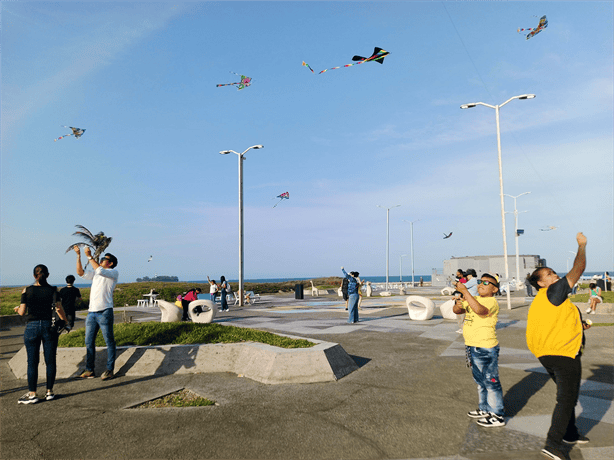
[219,145,264,306]
[377,204,401,292]
[403,219,420,287]
[461,94,535,309]
[400,254,409,282]
[504,192,530,290]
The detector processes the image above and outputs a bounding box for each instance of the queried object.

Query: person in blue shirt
[341,267,361,323]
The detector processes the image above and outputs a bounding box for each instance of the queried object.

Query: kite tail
[54,134,73,142]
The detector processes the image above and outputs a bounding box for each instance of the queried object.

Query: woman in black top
[14,265,68,404]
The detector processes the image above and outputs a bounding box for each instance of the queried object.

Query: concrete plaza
[1,288,612,460]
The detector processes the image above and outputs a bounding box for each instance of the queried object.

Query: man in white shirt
[74,246,119,380]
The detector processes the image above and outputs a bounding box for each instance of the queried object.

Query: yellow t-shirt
[526,286,583,359]
[462,296,499,348]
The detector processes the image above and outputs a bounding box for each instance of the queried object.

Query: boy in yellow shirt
[453,273,505,427]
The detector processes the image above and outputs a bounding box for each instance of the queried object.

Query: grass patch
[571,291,614,303]
[130,389,215,408]
[58,322,315,349]
[590,323,614,327]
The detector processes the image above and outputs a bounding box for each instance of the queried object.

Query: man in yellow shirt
[526,232,591,460]
[453,273,504,427]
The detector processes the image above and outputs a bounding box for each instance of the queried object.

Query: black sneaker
[467,409,490,419]
[18,393,39,405]
[562,434,589,445]
[541,446,567,460]
[476,413,506,427]
[100,370,114,381]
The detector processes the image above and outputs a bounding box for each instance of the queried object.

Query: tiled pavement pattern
[114,295,613,460]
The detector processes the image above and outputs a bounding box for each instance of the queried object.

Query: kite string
[442,3,582,233]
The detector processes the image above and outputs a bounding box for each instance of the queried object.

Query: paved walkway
[1,289,612,460]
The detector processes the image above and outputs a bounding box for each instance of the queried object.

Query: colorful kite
[216,72,252,90]
[302,61,315,73]
[65,225,112,269]
[443,232,453,239]
[303,47,389,75]
[273,192,289,208]
[54,126,86,142]
[518,15,548,40]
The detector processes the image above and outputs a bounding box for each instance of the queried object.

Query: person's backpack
[342,277,349,294]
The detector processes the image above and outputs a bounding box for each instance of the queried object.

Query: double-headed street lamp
[377,204,401,292]
[220,145,264,306]
[504,192,530,290]
[461,94,535,310]
[399,254,409,282]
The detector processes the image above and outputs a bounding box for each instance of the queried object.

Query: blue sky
[1,1,613,286]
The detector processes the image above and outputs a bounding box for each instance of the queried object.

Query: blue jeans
[220,289,228,310]
[85,308,116,373]
[347,293,359,323]
[468,345,504,416]
[24,320,58,392]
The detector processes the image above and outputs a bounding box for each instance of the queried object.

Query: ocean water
[4,272,609,289]
[187,275,432,285]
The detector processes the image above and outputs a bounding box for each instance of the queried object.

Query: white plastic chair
[136,299,148,308]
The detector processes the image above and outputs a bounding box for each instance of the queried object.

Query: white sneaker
[586,308,591,313]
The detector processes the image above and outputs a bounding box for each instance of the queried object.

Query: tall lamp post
[403,219,420,287]
[504,192,530,290]
[377,204,401,292]
[461,94,535,309]
[400,254,409,282]
[220,145,264,306]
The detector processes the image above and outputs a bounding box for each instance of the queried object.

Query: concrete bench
[188,300,216,323]
[406,296,435,321]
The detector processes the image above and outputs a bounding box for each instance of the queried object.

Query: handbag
[50,290,68,334]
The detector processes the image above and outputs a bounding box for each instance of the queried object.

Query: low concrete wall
[0,315,26,328]
[8,338,359,385]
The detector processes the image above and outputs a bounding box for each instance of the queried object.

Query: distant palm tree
[65,225,112,268]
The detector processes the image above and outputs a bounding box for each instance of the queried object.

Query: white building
[433,255,546,286]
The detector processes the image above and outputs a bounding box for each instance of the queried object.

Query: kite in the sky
[148,255,153,262]
[518,15,548,40]
[540,226,558,231]
[443,232,453,239]
[303,47,389,75]
[302,61,315,73]
[216,72,252,90]
[273,192,289,208]
[65,225,112,268]
[54,126,86,142]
